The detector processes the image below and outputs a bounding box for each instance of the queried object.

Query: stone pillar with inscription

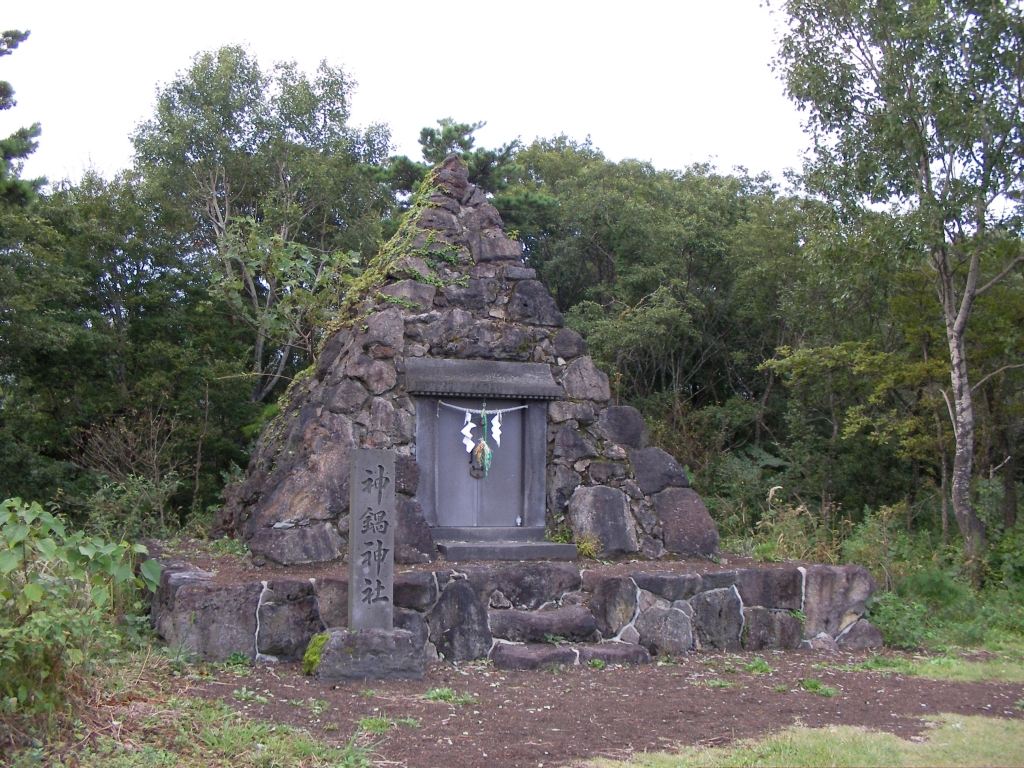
[349,449,395,631]
[314,447,424,681]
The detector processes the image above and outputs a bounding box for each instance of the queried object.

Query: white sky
[1,0,808,186]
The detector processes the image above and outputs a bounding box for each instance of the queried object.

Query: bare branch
[975,253,1024,297]
[971,362,1024,393]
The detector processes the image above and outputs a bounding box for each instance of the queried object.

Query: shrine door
[434,397,524,528]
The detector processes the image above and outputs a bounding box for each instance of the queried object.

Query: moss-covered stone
[302,632,330,675]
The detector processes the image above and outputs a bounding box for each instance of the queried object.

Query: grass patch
[583,714,1024,767]
[231,686,267,704]
[696,678,733,689]
[357,715,394,734]
[9,695,371,767]
[421,687,476,706]
[801,678,840,696]
[817,652,1024,682]
[743,657,773,674]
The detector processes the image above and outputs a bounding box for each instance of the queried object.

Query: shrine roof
[404,359,562,400]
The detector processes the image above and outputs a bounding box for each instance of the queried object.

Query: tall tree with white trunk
[777,0,1024,566]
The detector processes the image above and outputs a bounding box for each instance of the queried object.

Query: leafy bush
[0,498,161,715]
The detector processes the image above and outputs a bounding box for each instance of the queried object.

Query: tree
[385,118,520,197]
[133,46,392,401]
[0,29,43,207]
[778,0,1024,566]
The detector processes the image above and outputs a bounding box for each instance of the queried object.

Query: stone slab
[577,642,651,666]
[314,628,425,681]
[436,542,577,561]
[490,642,578,670]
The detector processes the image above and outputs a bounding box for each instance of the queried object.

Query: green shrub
[0,498,161,715]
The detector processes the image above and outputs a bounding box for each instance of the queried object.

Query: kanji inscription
[348,449,395,630]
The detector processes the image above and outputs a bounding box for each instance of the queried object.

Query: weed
[744,657,773,674]
[576,533,601,559]
[360,689,378,698]
[754,541,782,562]
[358,715,394,733]
[701,678,733,689]
[422,687,476,706]
[773,683,789,692]
[232,686,268,704]
[396,717,420,728]
[288,697,329,715]
[223,651,251,668]
[208,537,248,557]
[544,633,567,645]
[801,678,840,696]
[589,658,607,670]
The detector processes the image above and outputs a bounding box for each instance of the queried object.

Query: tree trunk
[1002,432,1017,530]
[945,320,987,566]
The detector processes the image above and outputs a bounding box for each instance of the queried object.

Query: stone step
[436,541,577,561]
[432,526,547,543]
[490,641,650,670]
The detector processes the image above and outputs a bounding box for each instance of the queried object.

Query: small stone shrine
[152,155,882,669]
[213,154,719,565]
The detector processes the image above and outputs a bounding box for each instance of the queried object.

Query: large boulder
[630,572,702,602]
[256,580,324,660]
[740,606,803,651]
[547,464,582,511]
[552,328,587,359]
[249,523,344,565]
[314,628,425,681]
[597,407,649,449]
[568,486,638,556]
[801,565,876,638]
[394,571,438,611]
[690,587,743,652]
[490,643,577,671]
[246,412,357,533]
[736,568,803,610]
[461,563,582,609]
[488,605,599,643]
[158,581,262,661]
[651,488,719,557]
[588,576,638,637]
[837,619,884,650]
[507,280,565,326]
[425,579,492,661]
[577,643,651,666]
[561,357,611,402]
[314,577,349,629]
[628,447,688,495]
[634,605,693,656]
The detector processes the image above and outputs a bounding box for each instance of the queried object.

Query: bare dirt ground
[174,649,1024,768]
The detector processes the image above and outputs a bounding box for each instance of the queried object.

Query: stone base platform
[435,541,578,561]
[150,554,882,665]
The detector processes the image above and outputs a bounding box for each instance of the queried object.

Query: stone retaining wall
[152,560,881,668]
